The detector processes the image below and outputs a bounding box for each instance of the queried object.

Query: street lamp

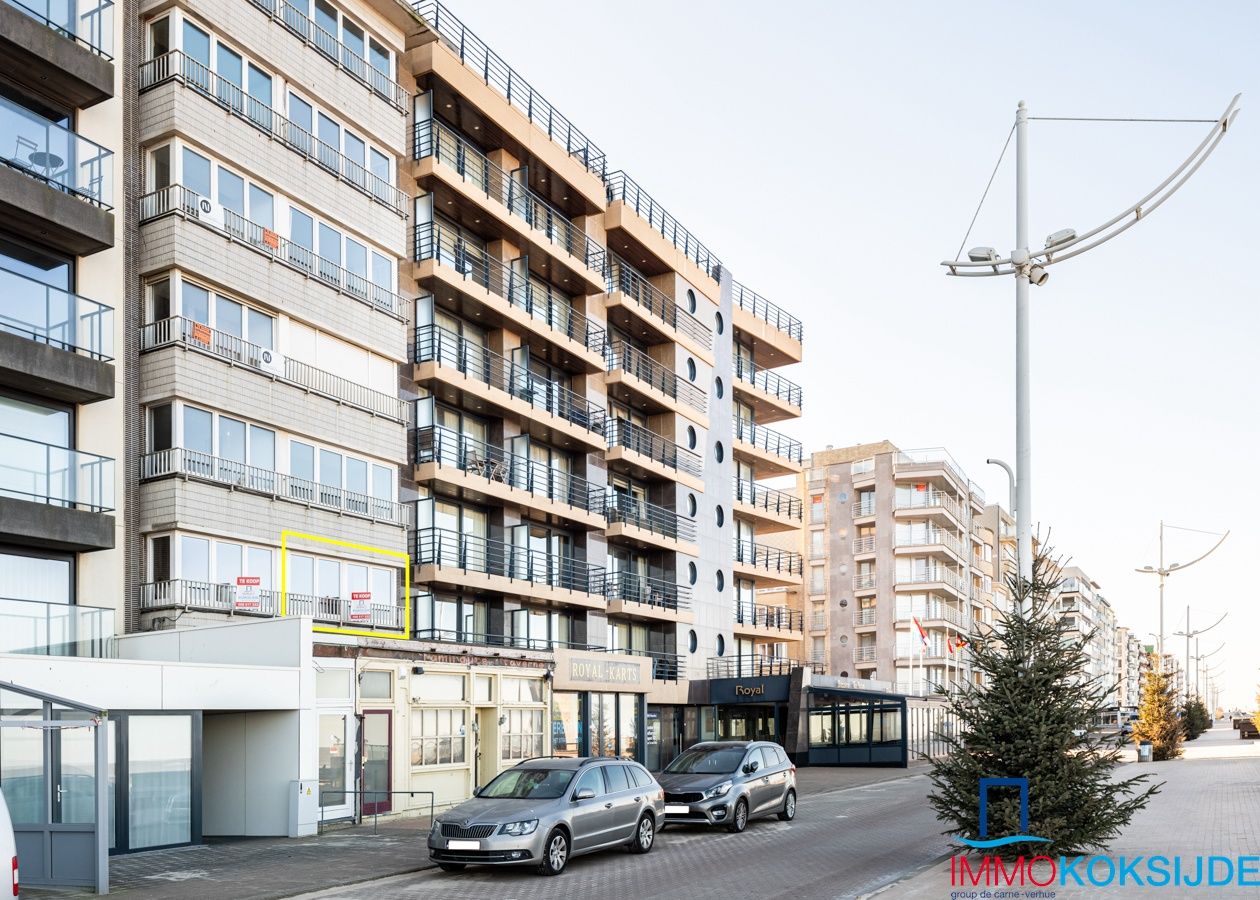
[1193,642,1225,699]
[942,95,1240,590]
[1136,522,1229,659]
[1174,610,1226,702]
[986,458,1017,577]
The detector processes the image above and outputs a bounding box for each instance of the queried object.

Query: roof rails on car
[518,755,601,766]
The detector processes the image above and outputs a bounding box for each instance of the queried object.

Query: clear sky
[458,0,1259,706]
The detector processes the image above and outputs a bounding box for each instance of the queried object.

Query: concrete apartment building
[1115,625,1142,717]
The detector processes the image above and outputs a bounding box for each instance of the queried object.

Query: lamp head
[1028,264,1049,286]
[1045,228,1077,250]
[968,246,998,263]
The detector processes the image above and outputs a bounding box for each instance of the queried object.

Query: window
[603,763,630,793]
[501,677,542,703]
[810,494,825,524]
[715,376,723,399]
[686,358,697,381]
[0,549,72,605]
[360,670,391,699]
[686,289,697,314]
[501,708,544,761]
[571,766,603,798]
[412,673,464,702]
[410,708,466,766]
[810,566,825,594]
[810,531,825,557]
[715,311,724,334]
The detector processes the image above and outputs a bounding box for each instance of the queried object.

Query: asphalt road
[293,773,951,900]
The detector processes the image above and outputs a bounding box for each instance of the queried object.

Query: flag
[947,636,955,654]
[912,616,928,647]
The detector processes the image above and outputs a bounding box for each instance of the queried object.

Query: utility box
[288,779,319,837]
[1137,741,1153,763]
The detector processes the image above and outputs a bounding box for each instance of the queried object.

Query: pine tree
[1181,696,1210,740]
[927,551,1157,857]
[1133,656,1183,760]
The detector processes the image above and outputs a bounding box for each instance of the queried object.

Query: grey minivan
[656,741,796,832]
[428,757,665,876]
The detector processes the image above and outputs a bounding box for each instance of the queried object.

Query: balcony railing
[0,433,113,512]
[900,567,967,592]
[414,221,606,356]
[0,265,113,360]
[141,448,409,527]
[410,0,605,177]
[411,622,602,653]
[733,478,802,521]
[245,0,408,110]
[606,340,706,414]
[604,570,690,612]
[414,117,604,271]
[853,646,877,663]
[139,579,406,629]
[734,539,803,578]
[901,601,967,629]
[895,490,962,521]
[139,186,404,317]
[852,498,876,517]
[141,316,408,422]
[606,418,701,478]
[605,491,696,543]
[596,647,682,681]
[853,573,876,590]
[412,526,603,595]
[414,324,606,438]
[811,612,827,631]
[414,424,604,514]
[853,608,877,626]
[731,282,803,343]
[734,356,802,408]
[852,535,876,553]
[896,529,964,558]
[7,0,113,56]
[0,596,113,657]
[732,417,803,465]
[605,171,721,280]
[894,448,969,490]
[736,603,803,632]
[706,655,805,679]
[604,254,711,349]
[1,94,113,208]
[140,51,407,214]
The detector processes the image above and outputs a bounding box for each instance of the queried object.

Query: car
[428,756,664,876]
[1,789,18,897]
[656,740,796,833]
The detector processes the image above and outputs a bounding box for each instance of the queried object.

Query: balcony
[605,171,721,281]
[705,655,807,679]
[606,418,702,487]
[0,596,113,657]
[596,647,682,682]
[140,186,405,318]
[139,579,406,630]
[412,526,605,608]
[140,51,407,215]
[894,448,969,492]
[732,417,803,477]
[733,538,803,586]
[853,646,878,663]
[246,0,408,111]
[852,535,876,554]
[0,95,113,254]
[413,323,607,450]
[734,602,804,637]
[604,491,697,552]
[141,447,409,527]
[604,254,712,354]
[901,600,968,629]
[732,356,802,423]
[810,612,827,631]
[853,608,877,626]
[895,528,965,561]
[413,424,604,526]
[414,116,604,281]
[0,265,114,403]
[0,0,113,108]
[852,573,876,591]
[732,478,801,533]
[731,282,803,364]
[898,567,967,594]
[604,571,691,623]
[0,433,114,551]
[852,498,876,518]
[605,340,707,418]
[894,489,963,523]
[414,221,606,368]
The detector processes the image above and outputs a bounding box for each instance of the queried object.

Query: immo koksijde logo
[950,776,1260,891]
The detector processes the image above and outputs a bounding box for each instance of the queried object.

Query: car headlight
[430,820,443,836]
[703,780,733,800]
[499,819,539,836]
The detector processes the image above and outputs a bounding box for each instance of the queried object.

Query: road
[292,772,950,900]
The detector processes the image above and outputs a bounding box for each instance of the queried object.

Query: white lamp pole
[1013,101,1033,588]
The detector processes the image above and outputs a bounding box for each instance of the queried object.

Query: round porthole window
[716,634,726,656]
[687,358,697,382]
[839,598,849,608]
[688,561,698,585]
[687,494,697,517]
[688,630,698,653]
[839,634,849,645]
[715,442,724,463]
[714,377,724,399]
[716,506,724,527]
[686,289,697,314]
[716,570,725,592]
[687,426,697,449]
[715,311,724,334]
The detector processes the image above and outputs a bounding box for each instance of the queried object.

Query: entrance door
[361,711,391,815]
[318,713,355,820]
[473,707,496,789]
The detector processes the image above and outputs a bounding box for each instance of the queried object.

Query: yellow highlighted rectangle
[280,529,410,640]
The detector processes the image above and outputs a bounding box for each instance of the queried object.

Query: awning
[807,685,907,702]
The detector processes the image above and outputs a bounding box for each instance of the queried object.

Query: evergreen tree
[1133,656,1183,760]
[927,551,1157,857]
[1181,696,1210,740]
[1251,689,1260,734]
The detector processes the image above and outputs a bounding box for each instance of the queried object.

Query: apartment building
[1053,567,1120,710]
[1115,625,1142,717]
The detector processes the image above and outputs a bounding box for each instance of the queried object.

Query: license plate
[447,839,480,850]
[664,804,690,814]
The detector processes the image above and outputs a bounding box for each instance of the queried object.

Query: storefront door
[318,712,355,820]
[361,711,391,815]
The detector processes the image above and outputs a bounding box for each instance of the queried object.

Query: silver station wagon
[429,756,665,876]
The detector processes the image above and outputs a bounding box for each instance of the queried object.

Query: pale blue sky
[462,0,1259,705]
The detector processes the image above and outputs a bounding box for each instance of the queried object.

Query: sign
[262,227,280,249]
[234,575,261,611]
[349,591,372,623]
[196,196,224,230]
[259,347,285,376]
[569,658,641,686]
[550,647,649,691]
[709,675,792,704]
[190,321,212,345]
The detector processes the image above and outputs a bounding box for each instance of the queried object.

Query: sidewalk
[867,723,1260,899]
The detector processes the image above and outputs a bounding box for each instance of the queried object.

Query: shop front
[550,648,650,763]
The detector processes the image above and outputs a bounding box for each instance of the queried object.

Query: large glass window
[317,713,347,807]
[501,708,544,761]
[619,696,639,760]
[0,549,71,604]
[0,689,45,823]
[409,708,466,767]
[127,715,192,849]
[551,692,582,757]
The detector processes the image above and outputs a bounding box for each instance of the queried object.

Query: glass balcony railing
[139,51,407,214]
[605,171,721,280]
[733,478,802,521]
[603,570,690,612]
[606,340,706,414]
[0,596,113,656]
[732,417,803,465]
[734,538,803,578]
[735,602,803,632]
[139,186,404,316]
[410,0,605,178]
[894,448,969,490]
[734,356,802,408]
[139,579,406,629]
[5,0,113,56]
[414,221,606,356]
[141,448,410,527]
[894,490,963,521]
[1,95,113,208]
[0,432,113,511]
[606,418,702,478]
[412,526,603,595]
[0,264,113,360]
[731,281,802,343]
[413,424,605,514]
[603,254,712,349]
[414,324,607,438]
[604,491,696,543]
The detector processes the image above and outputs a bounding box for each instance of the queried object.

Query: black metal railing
[706,655,807,679]
[604,491,696,543]
[414,324,606,438]
[734,538,804,577]
[412,625,602,653]
[412,527,603,594]
[595,646,683,681]
[734,356,802,408]
[604,254,712,349]
[733,417,803,465]
[731,281,802,343]
[605,171,721,281]
[733,478,803,521]
[414,221,606,356]
[606,418,702,478]
[603,571,690,611]
[606,340,706,414]
[735,602,804,632]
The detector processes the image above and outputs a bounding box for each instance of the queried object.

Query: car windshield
[479,767,576,800]
[664,747,746,775]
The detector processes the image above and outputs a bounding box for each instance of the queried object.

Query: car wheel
[437,863,465,872]
[629,813,655,854]
[727,797,749,833]
[537,828,570,876]
[778,789,797,822]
